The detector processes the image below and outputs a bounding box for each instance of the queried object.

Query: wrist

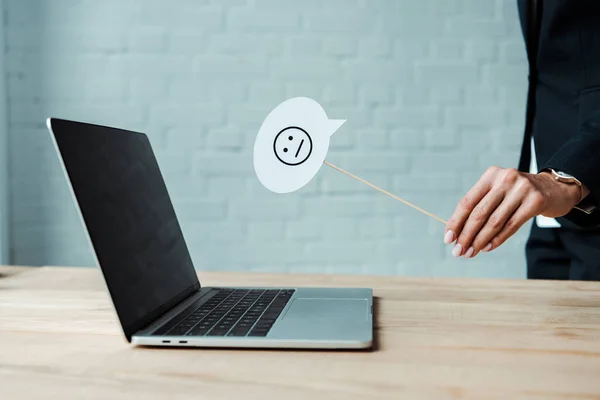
[538,168,596,215]
[538,170,582,207]
[580,185,591,201]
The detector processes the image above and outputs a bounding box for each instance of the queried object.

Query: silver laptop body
[46,118,373,350]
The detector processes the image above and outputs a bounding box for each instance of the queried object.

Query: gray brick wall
[0,0,8,264]
[2,0,531,278]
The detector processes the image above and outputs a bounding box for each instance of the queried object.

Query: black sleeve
[541,107,600,229]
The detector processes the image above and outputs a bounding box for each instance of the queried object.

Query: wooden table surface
[1,265,600,399]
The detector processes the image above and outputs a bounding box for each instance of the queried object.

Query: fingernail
[452,243,463,257]
[444,230,455,244]
[483,243,493,252]
[464,247,474,258]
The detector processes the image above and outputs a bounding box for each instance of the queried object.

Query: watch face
[555,170,574,179]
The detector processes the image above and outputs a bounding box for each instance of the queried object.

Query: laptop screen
[48,118,200,341]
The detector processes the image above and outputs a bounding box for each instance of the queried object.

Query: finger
[454,188,505,257]
[467,189,523,255]
[485,198,540,252]
[445,167,497,245]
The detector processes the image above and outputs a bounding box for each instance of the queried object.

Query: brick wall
[2,0,530,278]
[0,0,8,264]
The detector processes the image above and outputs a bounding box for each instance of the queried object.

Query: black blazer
[517,0,600,229]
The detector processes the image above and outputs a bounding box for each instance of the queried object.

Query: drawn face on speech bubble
[253,97,345,194]
[273,126,312,166]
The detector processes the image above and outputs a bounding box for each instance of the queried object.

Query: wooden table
[1,266,600,399]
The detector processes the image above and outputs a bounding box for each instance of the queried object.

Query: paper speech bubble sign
[253,97,345,193]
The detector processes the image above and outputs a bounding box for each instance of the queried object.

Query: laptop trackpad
[282,298,368,320]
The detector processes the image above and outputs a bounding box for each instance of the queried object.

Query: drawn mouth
[295,139,304,158]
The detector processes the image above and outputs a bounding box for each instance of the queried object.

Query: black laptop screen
[49,118,200,341]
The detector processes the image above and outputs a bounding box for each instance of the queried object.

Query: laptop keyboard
[155,288,295,338]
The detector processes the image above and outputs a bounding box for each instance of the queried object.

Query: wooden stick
[323,160,448,225]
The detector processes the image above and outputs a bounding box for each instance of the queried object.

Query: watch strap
[574,195,598,215]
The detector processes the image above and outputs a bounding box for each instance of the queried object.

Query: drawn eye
[288,136,293,140]
[283,148,288,152]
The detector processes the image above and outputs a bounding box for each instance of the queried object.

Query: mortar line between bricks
[323,160,448,225]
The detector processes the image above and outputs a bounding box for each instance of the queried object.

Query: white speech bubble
[253,97,346,194]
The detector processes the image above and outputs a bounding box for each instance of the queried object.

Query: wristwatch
[544,169,597,214]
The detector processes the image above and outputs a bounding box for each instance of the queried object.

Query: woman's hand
[444,166,586,258]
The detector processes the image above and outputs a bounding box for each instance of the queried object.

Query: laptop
[46,118,373,350]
